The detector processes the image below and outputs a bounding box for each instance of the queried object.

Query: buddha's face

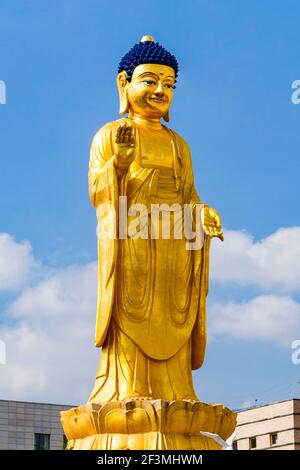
[126,63,175,119]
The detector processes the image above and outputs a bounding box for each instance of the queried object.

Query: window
[34,433,50,450]
[232,440,238,450]
[249,436,257,450]
[270,433,278,446]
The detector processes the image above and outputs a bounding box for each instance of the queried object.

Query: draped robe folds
[88,118,211,402]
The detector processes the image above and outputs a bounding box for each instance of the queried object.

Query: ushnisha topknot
[118,35,179,83]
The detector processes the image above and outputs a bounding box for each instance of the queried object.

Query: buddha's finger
[116,124,125,143]
[204,214,216,223]
[128,125,135,144]
[213,226,223,239]
[206,212,221,223]
[120,123,126,143]
[204,216,218,227]
[124,125,132,143]
[125,124,133,142]
[212,218,222,230]
[115,124,122,143]
[212,227,218,237]
[204,225,212,238]
[119,124,127,143]
[214,216,222,228]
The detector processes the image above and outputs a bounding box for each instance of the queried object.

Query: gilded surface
[61,400,236,450]
[61,36,235,450]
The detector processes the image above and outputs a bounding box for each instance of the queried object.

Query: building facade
[0,399,71,450]
[235,399,300,450]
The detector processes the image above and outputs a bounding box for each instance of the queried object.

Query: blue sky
[0,0,300,408]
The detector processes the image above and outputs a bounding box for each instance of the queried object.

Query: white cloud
[209,295,300,346]
[0,319,99,404]
[240,399,257,410]
[0,233,37,291]
[0,234,99,403]
[210,227,300,293]
[8,262,97,321]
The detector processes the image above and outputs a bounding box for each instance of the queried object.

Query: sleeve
[181,139,201,207]
[177,134,211,370]
[88,124,117,209]
[88,123,119,347]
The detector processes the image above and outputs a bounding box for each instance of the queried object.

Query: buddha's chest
[138,129,174,169]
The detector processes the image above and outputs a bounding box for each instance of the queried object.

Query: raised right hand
[114,121,136,171]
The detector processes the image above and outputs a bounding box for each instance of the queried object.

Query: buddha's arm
[89,120,136,208]
[88,123,117,209]
[88,123,119,349]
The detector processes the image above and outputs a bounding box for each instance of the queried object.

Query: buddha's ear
[117,71,129,115]
[163,110,170,122]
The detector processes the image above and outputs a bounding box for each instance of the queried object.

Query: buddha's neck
[128,112,163,131]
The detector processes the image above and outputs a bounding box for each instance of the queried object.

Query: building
[234,399,300,450]
[0,399,71,450]
[0,397,299,450]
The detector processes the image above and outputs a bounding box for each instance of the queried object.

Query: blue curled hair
[118,40,179,83]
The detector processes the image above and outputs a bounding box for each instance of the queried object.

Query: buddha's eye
[142,80,156,86]
[164,83,175,89]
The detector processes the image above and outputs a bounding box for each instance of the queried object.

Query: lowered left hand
[202,206,224,241]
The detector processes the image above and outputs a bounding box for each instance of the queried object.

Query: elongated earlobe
[163,110,170,122]
[117,71,129,115]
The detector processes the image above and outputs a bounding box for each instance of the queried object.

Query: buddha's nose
[154,81,164,95]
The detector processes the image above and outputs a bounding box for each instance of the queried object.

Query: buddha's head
[117,36,178,122]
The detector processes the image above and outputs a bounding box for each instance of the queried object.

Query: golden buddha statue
[61,36,236,450]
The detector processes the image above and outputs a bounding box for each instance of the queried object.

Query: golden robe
[88,118,210,402]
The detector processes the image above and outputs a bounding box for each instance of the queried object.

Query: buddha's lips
[150,97,167,104]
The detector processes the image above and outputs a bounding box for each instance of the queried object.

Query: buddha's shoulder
[92,118,130,143]
[167,128,191,153]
